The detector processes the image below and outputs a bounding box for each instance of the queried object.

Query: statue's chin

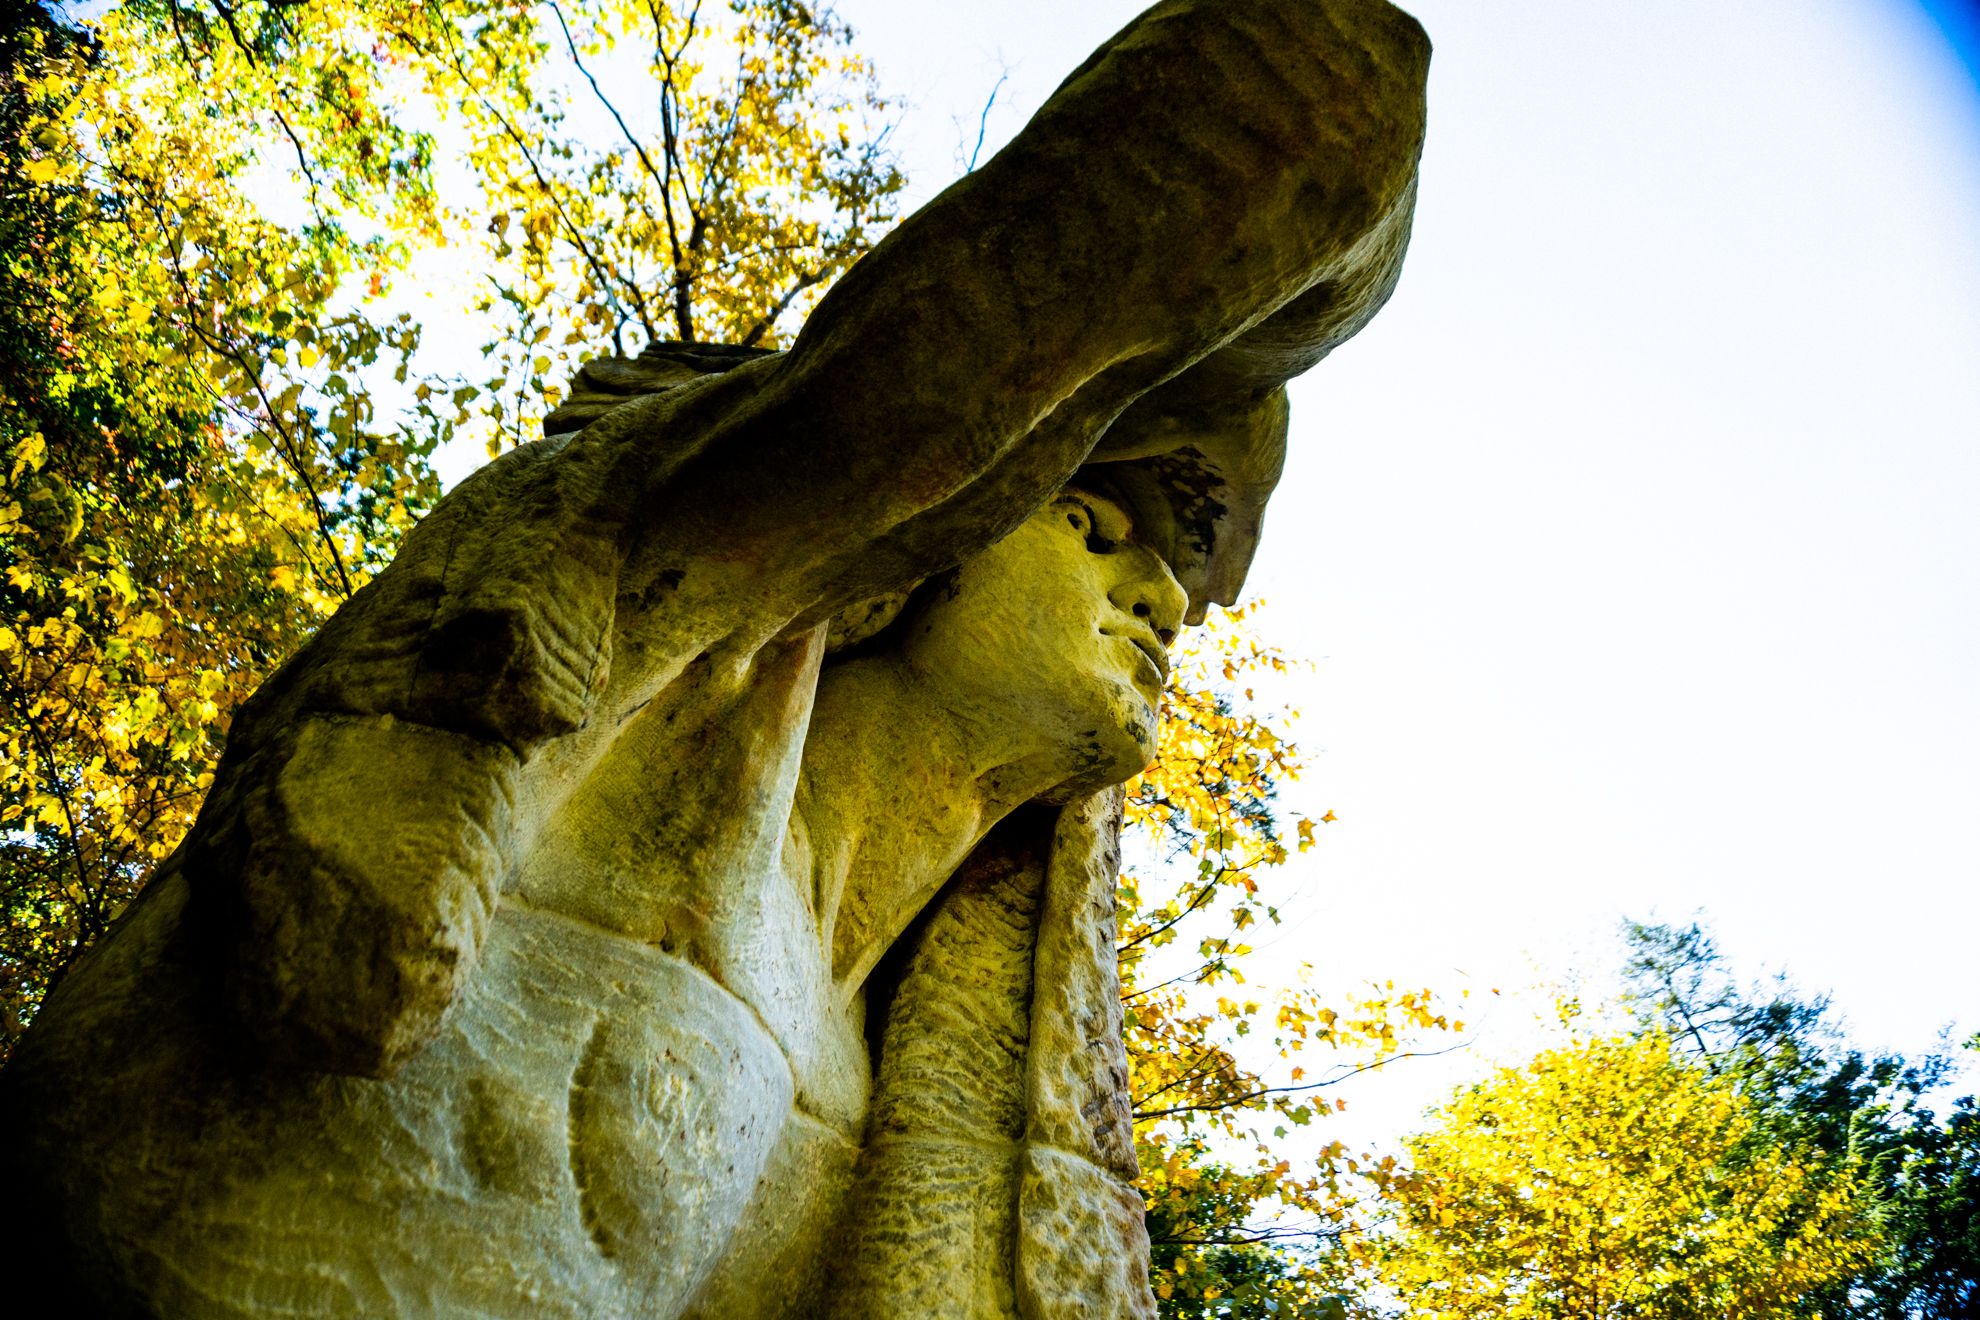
[1033,708,1159,807]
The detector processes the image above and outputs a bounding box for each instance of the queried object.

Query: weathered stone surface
[0,0,1430,1314]
[236,713,520,1077]
[863,816,1045,1146]
[831,1135,1024,1319]
[6,883,794,1317]
[1028,786,1140,1182]
[1019,1146,1160,1320]
[825,814,1043,1316]
[680,1111,862,1320]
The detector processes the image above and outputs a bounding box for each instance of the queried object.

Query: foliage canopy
[1621,920,1980,1318]
[1372,1031,1878,1317]
[1127,610,1457,1313]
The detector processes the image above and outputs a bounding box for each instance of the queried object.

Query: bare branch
[1134,1041,1475,1123]
[1132,1047,1244,1110]
[1119,875,1225,953]
[646,0,701,339]
[130,187,358,594]
[961,67,1008,173]
[1150,1224,1349,1247]
[1,678,97,940]
[543,1,671,201]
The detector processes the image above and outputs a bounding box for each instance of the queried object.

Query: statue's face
[902,488,1188,794]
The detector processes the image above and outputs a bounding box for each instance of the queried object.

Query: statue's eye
[1061,497,1119,553]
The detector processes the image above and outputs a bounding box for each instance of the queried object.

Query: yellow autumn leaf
[11,430,46,478]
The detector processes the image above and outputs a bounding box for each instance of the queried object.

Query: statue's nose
[1108,554,1187,648]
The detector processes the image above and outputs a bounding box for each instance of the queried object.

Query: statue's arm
[599,0,1430,633]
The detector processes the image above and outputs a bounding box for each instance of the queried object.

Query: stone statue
[0,1,1429,1314]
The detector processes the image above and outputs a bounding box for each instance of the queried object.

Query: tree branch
[961,68,1007,173]
[736,268,821,347]
[1,676,98,941]
[1134,1042,1474,1123]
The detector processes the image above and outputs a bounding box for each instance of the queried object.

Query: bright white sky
[829,0,1980,1133]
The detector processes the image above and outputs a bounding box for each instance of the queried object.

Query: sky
[830,0,1980,1131]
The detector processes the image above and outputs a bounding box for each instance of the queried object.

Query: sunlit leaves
[1619,919,1980,1316]
[1,7,426,1048]
[1368,1033,1878,1317]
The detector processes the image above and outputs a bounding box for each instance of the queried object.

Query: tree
[0,0,899,1058]
[1874,1044,1980,1319]
[395,0,904,453]
[2,0,437,1050]
[1144,1162,1347,1320]
[1143,1161,1348,1319]
[1371,1031,1877,1318]
[1622,920,1980,1318]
